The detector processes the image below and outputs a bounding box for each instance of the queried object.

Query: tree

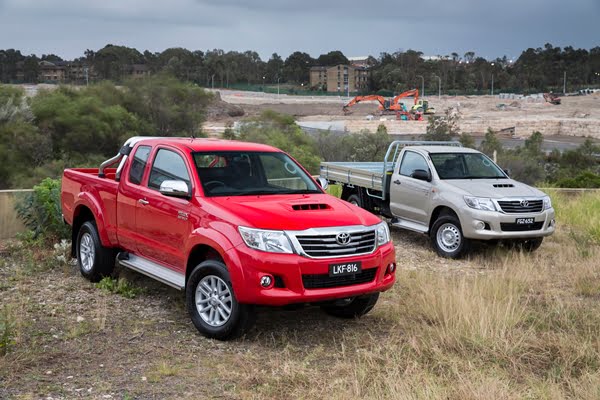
[424,108,460,141]
[239,110,321,173]
[123,74,212,137]
[316,51,349,66]
[283,52,314,83]
[479,128,503,158]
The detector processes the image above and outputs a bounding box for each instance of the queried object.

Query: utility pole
[416,75,424,97]
[84,67,89,86]
[563,71,567,94]
[433,74,441,99]
[211,74,215,90]
[277,76,280,98]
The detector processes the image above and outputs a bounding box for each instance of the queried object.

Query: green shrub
[555,171,600,188]
[0,305,16,356]
[96,277,143,299]
[15,178,70,241]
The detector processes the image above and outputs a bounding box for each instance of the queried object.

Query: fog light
[387,262,396,274]
[474,220,485,230]
[550,219,556,228]
[260,275,273,288]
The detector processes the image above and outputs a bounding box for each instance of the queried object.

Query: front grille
[302,268,377,289]
[500,221,544,232]
[497,199,543,214]
[295,230,377,258]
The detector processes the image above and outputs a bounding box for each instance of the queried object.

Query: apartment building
[309,64,369,93]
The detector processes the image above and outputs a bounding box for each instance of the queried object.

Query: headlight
[464,196,497,211]
[543,196,552,210]
[238,226,294,254]
[376,221,391,246]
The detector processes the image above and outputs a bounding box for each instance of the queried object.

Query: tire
[347,194,362,208]
[76,221,117,282]
[186,260,255,340]
[430,214,469,258]
[321,293,379,318]
[511,237,544,252]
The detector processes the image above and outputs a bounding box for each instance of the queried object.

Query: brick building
[309,64,369,93]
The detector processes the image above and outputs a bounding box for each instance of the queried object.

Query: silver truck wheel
[195,275,233,327]
[436,223,462,252]
[79,232,95,273]
[430,214,469,259]
[186,260,255,340]
[76,221,116,282]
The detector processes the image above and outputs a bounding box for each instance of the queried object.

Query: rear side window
[148,149,191,190]
[128,145,151,185]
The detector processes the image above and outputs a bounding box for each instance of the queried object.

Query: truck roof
[128,137,281,153]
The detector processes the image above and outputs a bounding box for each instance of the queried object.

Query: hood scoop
[291,203,331,211]
[493,183,515,188]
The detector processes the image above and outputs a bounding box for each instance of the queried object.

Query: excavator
[342,89,435,116]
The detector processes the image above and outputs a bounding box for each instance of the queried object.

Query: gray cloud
[0,0,597,60]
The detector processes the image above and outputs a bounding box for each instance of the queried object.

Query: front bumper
[224,242,396,306]
[460,207,555,240]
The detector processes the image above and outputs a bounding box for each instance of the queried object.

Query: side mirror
[503,169,510,177]
[159,180,190,198]
[316,176,329,190]
[411,169,431,182]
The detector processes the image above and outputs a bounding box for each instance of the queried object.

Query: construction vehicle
[412,99,436,114]
[543,92,561,105]
[343,89,435,116]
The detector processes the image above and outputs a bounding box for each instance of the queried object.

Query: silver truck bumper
[460,208,556,240]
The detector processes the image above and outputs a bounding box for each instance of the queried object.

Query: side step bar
[391,219,429,234]
[118,253,185,290]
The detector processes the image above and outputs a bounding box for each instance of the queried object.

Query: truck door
[389,150,432,224]
[117,144,152,253]
[134,147,192,272]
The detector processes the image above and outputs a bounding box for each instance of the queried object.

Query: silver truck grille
[497,199,544,214]
[294,230,377,258]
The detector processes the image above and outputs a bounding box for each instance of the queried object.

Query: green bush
[15,178,70,241]
[96,277,143,299]
[555,171,600,188]
[0,305,16,356]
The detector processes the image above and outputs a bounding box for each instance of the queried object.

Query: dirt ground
[204,89,600,140]
[0,229,494,399]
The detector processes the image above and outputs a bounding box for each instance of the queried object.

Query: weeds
[0,305,16,356]
[96,277,143,299]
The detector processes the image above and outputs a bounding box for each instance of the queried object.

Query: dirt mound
[206,91,245,119]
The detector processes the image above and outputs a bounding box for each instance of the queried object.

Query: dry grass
[1,193,599,399]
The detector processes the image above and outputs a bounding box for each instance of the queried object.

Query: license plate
[516,218,535,224]
[329,262,362,277]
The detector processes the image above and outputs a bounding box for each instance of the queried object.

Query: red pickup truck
[61,137,396,339]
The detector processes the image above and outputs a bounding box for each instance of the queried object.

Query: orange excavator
[342,89,423,115]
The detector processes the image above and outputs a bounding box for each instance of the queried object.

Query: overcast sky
[0,0,598,61]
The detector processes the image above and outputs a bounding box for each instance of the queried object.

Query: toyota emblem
[520,200,530,207]
[336,232,351,246]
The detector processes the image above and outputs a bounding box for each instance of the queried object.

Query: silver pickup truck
[320,141,555,258]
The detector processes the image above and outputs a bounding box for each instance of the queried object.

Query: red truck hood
[207,194,381,231]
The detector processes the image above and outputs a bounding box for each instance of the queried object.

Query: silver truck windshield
[430,152,507,180]
[193,151,321,196]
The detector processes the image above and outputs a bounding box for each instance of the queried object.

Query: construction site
[205,89,600,146]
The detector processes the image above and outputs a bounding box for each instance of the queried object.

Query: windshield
[193,151,321,196]
[429,152,507,180]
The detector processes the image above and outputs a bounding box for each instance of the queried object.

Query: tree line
[1,43,599,94]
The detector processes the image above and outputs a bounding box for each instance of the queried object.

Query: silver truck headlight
[464,196,497,211]
[238,227,294,254]
[543,196,552,210]
[376,221,391,246]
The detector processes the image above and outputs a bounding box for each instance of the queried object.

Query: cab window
[399,151,428,177]
[128,145,151,185]
[148,149,191,191]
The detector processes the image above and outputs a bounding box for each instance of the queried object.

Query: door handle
[138,199,149,205]
[393,180,401,185]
